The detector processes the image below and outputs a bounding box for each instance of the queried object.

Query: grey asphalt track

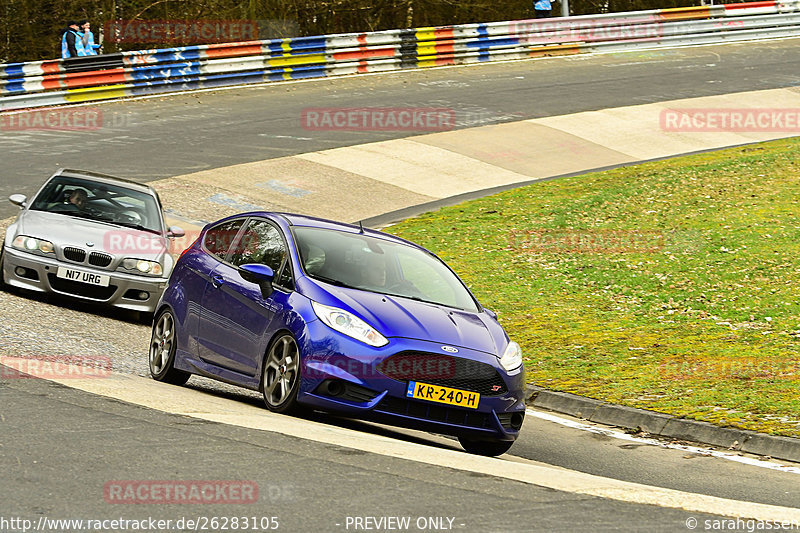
[0,370,734,532]
[2,38,800,532]
[2,38,800,219]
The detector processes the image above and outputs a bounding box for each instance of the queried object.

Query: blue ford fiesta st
[149,212,526,456]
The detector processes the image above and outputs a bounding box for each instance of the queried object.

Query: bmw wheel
[149,309,190,385]
[262,333,301,414]
[458,437,515,457]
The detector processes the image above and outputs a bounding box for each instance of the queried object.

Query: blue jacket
[535,0,552,10]
[61,29,85,58]
[78,30,101,56]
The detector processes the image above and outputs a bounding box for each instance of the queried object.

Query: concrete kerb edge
[525,384,800,464]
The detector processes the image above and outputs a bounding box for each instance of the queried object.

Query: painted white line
[3,356,797,522]
[527,409,800,475]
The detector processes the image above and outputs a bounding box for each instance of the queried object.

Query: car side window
[229,220,290,287]
[203,219,245,260]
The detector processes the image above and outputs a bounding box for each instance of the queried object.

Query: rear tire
[458,437,515,457]
[261,333,301,414]
[149,309,190,385]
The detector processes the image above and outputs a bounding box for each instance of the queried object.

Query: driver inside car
[63,189,88,211]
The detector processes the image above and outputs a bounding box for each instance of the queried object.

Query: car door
[196,217,294,377]
[180,217,246,354]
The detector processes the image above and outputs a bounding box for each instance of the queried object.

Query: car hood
[314,283,504,357]
[16,210,167,260]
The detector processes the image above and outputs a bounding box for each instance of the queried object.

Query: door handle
[211,274,224,288]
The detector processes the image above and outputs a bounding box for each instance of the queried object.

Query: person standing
[78,20,102,55]
[61,21,85,58]
[534,0,552,18]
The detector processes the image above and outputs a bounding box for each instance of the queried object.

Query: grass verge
[388,138,800,437]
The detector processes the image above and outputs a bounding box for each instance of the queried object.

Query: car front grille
[375,396,494,430]
[47,274,117,300]
[88,252,113,267]
[62,247,86,263]
[377,351,508,396]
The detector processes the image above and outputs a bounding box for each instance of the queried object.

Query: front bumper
[2,246,168,313]
[295,321,527,441]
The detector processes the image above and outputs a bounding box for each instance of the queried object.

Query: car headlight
[122,258,163,276]
[500,341,523,371]
[311,301,388,347]
[12,235,54,254]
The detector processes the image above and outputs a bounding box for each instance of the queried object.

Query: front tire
[261,333,301,414]
[458,437,515,457]
[149,309,190,385]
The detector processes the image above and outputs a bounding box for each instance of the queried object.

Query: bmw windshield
[294,226,479,312]
[30,175,163,234]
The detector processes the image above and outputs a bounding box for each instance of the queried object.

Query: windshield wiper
[57,211,115,224]
[115,222,161,235]
[310,274,356,289]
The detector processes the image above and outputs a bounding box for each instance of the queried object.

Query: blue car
[149,212,526,456]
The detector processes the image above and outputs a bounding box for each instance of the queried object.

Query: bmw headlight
[311,301,388,347]
[500,341,523,371]
[12,235,54,254]
[122,258,163,276]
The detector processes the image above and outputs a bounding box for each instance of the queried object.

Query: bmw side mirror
[9,194,27,208]
[167,226,185,238]
[239,263,275,298]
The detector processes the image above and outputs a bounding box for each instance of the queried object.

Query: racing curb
[524,385,800,463]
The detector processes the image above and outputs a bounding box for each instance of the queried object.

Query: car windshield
[30,175,162,234]
[294,226,479,312]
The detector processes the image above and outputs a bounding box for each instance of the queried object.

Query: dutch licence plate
[406,381,480,410]
[56,267,110,287]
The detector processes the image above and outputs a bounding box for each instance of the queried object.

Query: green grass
[388,138,800,437]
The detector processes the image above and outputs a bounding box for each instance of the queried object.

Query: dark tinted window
[203,219,245,259]
[229,219,287,274]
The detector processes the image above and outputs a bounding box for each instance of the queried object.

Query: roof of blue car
[276,212,421,247]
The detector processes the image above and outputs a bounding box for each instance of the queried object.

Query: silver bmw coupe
[1,169,184,314]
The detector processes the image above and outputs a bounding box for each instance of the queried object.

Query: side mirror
[9,194,27,208]
[167,226,185,238]
[484,308,498,320]
[239,263,275,298]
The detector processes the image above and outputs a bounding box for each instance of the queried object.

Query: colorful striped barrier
[2,0,800,111]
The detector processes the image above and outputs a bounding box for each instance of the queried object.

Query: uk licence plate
[56,267,110,287]
[406,381,480,409]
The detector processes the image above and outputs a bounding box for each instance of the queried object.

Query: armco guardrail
[2,0,800,111]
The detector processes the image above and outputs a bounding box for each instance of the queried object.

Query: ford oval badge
[441,346,458,353]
